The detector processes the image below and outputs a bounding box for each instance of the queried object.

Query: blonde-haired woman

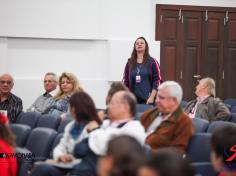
[43,72,83,117]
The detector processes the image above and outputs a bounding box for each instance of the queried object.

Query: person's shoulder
[149,57,159,63]
[140,107,158,121]
[207,96,222,104]
[9,93,22,102]
[0,139,13,151]
[64,120,75,132]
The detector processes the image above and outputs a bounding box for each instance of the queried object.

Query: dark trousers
[30,163,67,176]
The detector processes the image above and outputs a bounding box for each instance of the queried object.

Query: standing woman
[123,37,162,104]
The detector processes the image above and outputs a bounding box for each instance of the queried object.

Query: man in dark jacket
[185,77,230,121]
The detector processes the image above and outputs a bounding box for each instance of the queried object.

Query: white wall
[0,0,236,110]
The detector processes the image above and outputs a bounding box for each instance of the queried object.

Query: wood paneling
[156,5,236,100]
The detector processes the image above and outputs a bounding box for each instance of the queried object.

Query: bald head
[108,91,137,121]
[0,73,14,95]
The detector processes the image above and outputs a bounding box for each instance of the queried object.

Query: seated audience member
[0,113,17,176]
[141,81,193,154]
[30,91,101,176]
[0,73,23,123]
[42,72,83,117]
[97,81,129,120]
[97,135,146,176]
[211,125,236,176]
[27,72,58,113]
[30,91,145,176]
[71,91,145,176]
[185,77,230,121]
[138,149,195,176]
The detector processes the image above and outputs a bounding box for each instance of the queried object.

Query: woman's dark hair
[145,149,195,176]
[0,115,16,147]
[69,91,101,124]
[211,125,236,166]
[129,36,151,69]
[107,135,146,176]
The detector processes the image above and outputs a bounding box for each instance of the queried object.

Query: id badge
[136,75,141,83]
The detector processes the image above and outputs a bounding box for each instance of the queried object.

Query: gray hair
[45,72,58,82]
[201,77,215,97]
[158,81,183,104]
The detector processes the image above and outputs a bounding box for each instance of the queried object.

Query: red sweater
[0,139,17,176]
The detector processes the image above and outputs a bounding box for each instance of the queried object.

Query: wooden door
[159,9,181,83]
[181,11,202,100]
[156,5,236,100]
[201,12,225,97]
[223,12,236,98]
[159,9,202,100]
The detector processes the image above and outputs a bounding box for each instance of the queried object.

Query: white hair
[158,81,183,104]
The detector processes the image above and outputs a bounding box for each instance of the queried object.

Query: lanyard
[136,64,142,75]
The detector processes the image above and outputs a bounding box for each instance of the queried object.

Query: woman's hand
[146,96,154,104]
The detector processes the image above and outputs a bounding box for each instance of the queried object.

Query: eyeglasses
[44,80,54,83]
[0,80,12,85]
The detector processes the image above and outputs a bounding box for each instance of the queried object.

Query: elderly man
[27,72,58,113]
[185,77,230,121]
[0,73,23,123]
[88,90,146,155]
[141,81,193,154]
[30,90,146,176]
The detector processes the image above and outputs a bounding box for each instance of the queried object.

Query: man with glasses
[27,72,58,113]
[0,73,23,123]
[140,81,193,154]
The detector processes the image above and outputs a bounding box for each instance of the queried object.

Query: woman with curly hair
[43,72,83,117]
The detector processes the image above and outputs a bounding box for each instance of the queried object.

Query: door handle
[193,75,201,79]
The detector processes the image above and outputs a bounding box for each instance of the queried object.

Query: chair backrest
[57,118,72,133]
[224,98,236,107]
[16,112,41,128]
[192,162,218,176]
[231,106,236,113]
[135,112,144,120]
[136,104,154,113]
[25,127,57,161]
[192,118,209,133]
[186,133,212,162]
[224,103,231,111]
[230,113,236,123]
[16,111,25,123]
[9,124,31,147]
[36,114,61,130]
[49,133,64,158]
[207,121,236,133]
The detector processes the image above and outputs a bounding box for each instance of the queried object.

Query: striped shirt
[0,93,23,123]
